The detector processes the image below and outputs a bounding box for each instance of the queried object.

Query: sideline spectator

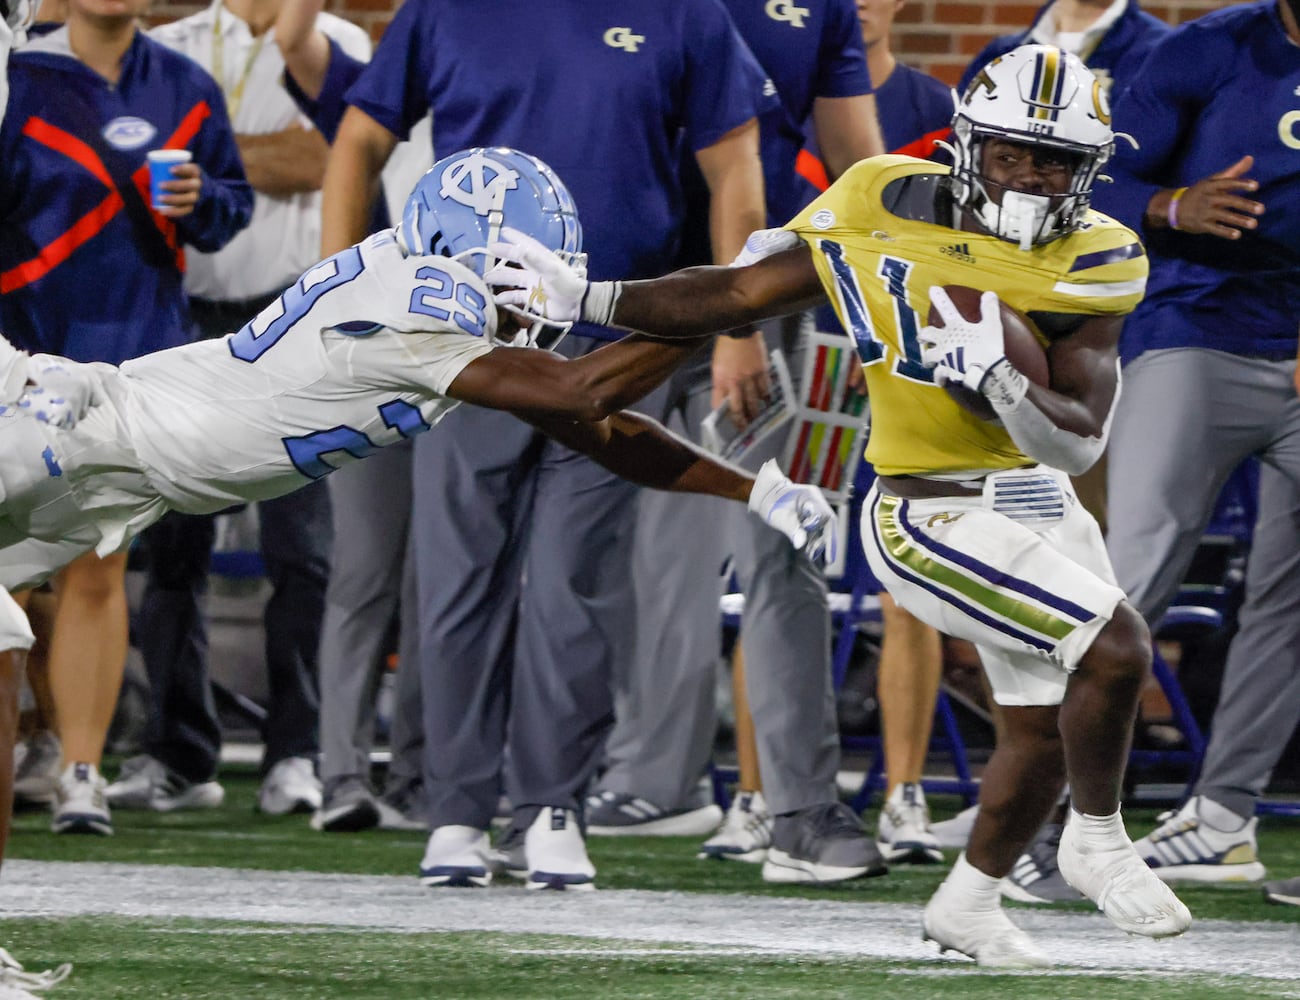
[101,0,369,822]
[272,0,428,833]
[588,0,890,887]
[0,0,251,836]
[322,0,772,890]
[1092,0,1300,885]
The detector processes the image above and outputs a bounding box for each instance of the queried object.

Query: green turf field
[3,765,1297,999]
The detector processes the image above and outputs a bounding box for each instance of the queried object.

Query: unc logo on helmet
[398,147,584,349]
[947,44,1114,250]
[439,152,520,216]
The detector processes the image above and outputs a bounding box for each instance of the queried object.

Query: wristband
[580,280,622,326]
[980,359,1030,413]
[1167,186,1188,231]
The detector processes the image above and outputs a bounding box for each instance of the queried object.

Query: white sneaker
[1057,815,1192,938]
[257,757,321,816]
[930,803,978,850]
[13,732,61,807]
[525,807,595,891]
[877,783,943,864]
[419,825,493,888]
[922,881,1051,968]
[51,763,112,836]
[698,790,772,863]
[1131,796,1265,883]
[105,755,224,812]
[0,946,71,997]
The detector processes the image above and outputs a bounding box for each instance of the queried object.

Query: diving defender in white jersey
[0,146,835,606]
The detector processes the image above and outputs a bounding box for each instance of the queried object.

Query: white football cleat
[922,883,1051,968]
[1058,817,1192,938]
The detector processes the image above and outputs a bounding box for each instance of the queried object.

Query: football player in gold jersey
[492,44,1192,965]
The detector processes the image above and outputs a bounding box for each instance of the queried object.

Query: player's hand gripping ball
[920,285,1048,420]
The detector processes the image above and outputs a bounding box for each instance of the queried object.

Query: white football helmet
[949,44,1114,249]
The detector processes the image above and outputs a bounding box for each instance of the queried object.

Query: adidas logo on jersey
[940,242,976,264]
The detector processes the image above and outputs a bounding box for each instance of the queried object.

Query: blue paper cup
[147,149,192,208]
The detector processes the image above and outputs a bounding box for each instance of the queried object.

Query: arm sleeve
[173,76,254,252]
[680,0,773,152]
[816,0,872,97]
[986,362,1118,477]
[284,36,368,143]
[342,0,432,141]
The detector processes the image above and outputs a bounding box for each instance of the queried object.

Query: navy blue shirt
[284,39,390,230]
[719,0,872,227]
[0,29,252,364]
[957,0,1168,102]
[345,0,769,318]
[1092,1,1300,361]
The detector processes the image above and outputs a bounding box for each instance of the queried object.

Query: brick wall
[147,0,1245,85]
[894,0,1243,85]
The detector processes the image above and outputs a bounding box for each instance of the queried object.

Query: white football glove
[486,227,620,329]
[918,287,1007,394]
[747,459,837,566]
[486,227,587,327]
[19,354,105,429]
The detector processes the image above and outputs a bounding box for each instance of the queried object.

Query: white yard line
[2,860,1297,979]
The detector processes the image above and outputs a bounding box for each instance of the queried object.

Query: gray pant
[600,315,840,815]
[411,334,638,831]
[316,439,424,804]
[1106,348,1300,818]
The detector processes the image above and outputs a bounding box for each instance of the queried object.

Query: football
[927,285,1049,421]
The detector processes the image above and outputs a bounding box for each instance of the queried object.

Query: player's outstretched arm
[446,344,836,562]
[447,334,712,421]
[524,411,835,564]
[488,229,826,341]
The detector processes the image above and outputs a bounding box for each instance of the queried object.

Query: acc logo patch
[439,151,520,216]
[102,116,156,150]
[810,209,835,230]
[603,26,645,52]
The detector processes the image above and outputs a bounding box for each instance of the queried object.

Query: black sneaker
[762,801,887,884]
[312,776,380,833]
[584,790,722,837]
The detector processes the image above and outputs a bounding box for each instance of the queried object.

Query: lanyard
[211,1,266,123]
